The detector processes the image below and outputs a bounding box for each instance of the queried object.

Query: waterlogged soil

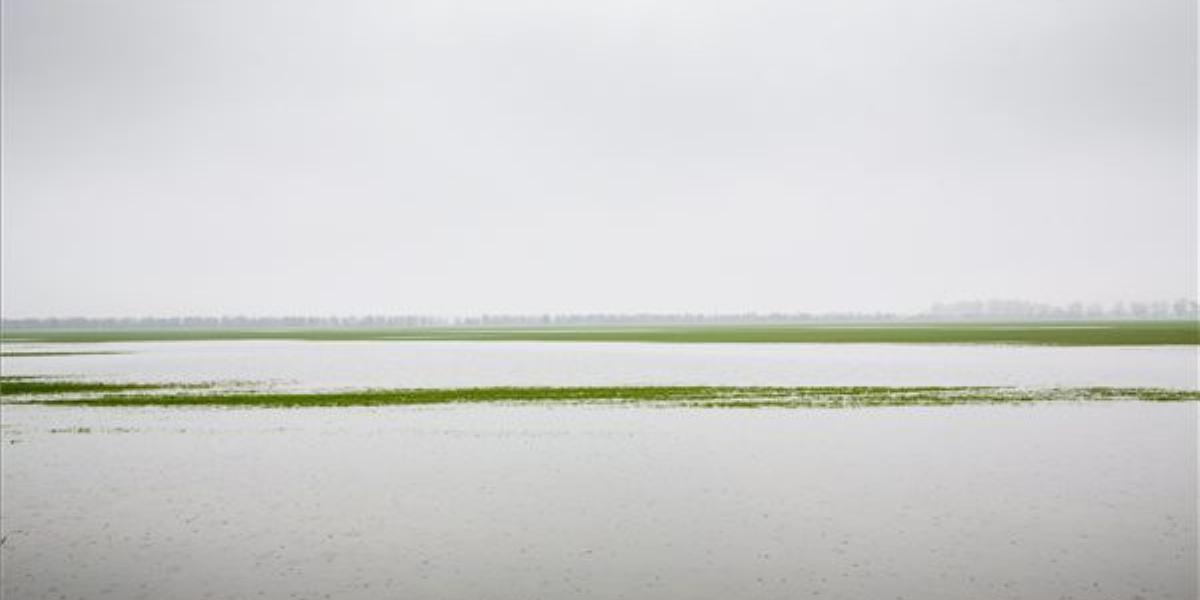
[0,402,1194,600]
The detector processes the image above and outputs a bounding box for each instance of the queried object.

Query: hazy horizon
[2,0,1196,318]
[3,297,1198,326]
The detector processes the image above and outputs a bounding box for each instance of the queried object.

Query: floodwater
[1,341,1197,599]
[1,340,1197,389]
[1,402,1195,599]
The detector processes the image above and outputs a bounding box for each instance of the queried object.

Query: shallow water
[2,340,1197,389]
[1,402,1195,600]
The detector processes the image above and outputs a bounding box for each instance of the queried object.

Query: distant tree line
[0,312,899,330]
[925,299,1199,320]
[1,300,1196,330]
[0,315,445,330]
[452,312,903,326]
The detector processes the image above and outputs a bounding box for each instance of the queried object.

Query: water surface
[2,340,1196,389]
[1,402,1194,599]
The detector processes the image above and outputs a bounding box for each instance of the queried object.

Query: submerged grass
[6,382,1196,408]
[0,350,126,357]
[0,376,210,396]
[1,320,1196,346]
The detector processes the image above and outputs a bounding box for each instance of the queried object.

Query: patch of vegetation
[16,384,1198,408]
[0,320,1195,346]
[0,376,207,397]
[0,350,126,357]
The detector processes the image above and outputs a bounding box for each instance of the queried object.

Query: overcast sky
[1,0,1195,317]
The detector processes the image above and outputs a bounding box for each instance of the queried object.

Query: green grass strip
[0,351,126,357]
[0,376,208,396]
[6,384,1195,408]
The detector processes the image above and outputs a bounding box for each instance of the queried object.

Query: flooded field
[1,341,1196,599]
[1,340,1197,389]
[1,402,1195,600]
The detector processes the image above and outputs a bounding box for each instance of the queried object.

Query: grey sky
[2,0,1195,317]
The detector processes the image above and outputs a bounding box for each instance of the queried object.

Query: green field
[1,320,1196,346]
[0,350,126,357]
[2,377,1196,408]
[0,376,211,395]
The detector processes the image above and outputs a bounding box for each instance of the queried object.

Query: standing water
[0,402,1194,599]
[1,340,1196,599]
[1,340,1197,389]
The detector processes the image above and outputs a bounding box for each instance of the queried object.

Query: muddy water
[1,402,1194,599]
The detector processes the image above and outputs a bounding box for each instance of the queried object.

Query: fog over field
[1,0,1195,318]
